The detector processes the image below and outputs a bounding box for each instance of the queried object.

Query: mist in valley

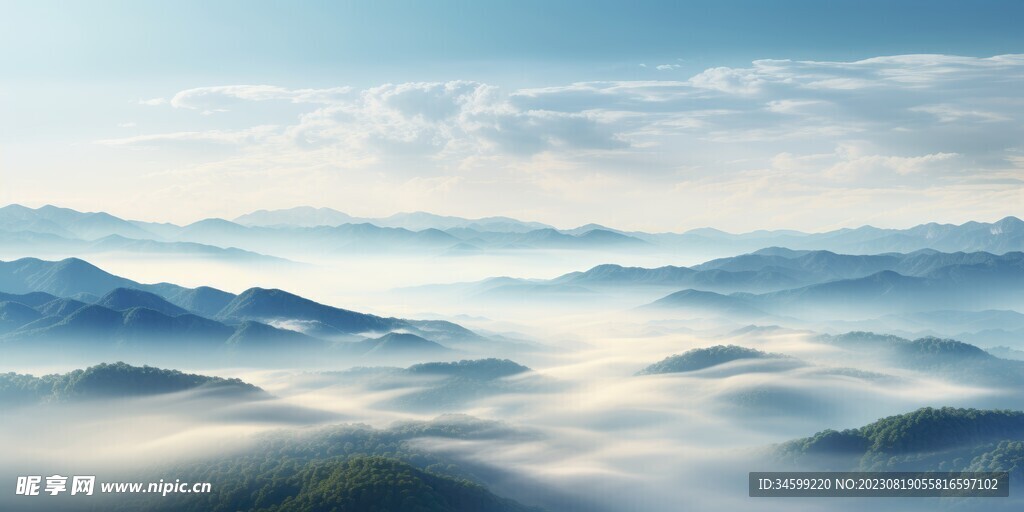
[4,237,1023,511]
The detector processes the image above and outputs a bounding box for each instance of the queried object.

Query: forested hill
[112,416,542,512]
[776,407,1024,475]
[636,345,792,375]
[0,362,264,405]
[202,456,538,512]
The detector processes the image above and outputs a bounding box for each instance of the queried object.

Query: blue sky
[4,1,1021,81]
[1,1,1022,231]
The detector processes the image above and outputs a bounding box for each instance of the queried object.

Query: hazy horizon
[3,202,1022,235]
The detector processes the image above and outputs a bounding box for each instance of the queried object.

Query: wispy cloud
[170,85,354,110]
[92,54,1024,231]
[96,125,279,147]
[909,104,1011,123]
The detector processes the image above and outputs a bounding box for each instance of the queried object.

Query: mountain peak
[234,206,355,227]
[219,287,402,334]
[993,216,1024,230]
[0,203,33,213]
[360,331,450,356]
[55,256,95,269]
[186,218,244,228]
[751,247,807,257]
[96,287,188,317]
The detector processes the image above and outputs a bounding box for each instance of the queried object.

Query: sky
[0,0,1022,232]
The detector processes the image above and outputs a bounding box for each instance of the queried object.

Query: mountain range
[0,204,647,258]
[235,206,555,233]
[4,204,1024,260]
[0,257,482,358]
[233,206,1024,255]
[640,215,1024,255]
[572,247,1024,293]
[644,257,1024,319]
[415,248,1024,324]
[0,205,291,263]
[637,248,1024,319]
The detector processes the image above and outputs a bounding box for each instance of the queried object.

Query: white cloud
[765,99,828,114]
[802,78,877,90]
[96,125,279,147]
[688,54,1024,94]
[170,85,354,110]
[137,97,166,106]
[120,55,1024,167]
[92,54,1024,231]
[824,148,960,181]
[688,67,764,94]
[655,64,681,71]
[909,104,1010,123]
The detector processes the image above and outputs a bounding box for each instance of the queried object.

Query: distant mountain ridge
[234,206,555,233]
[660,216,1024,255]
[634,249,1024,318]
[419,248,1024,310]
[6,204,1022,257]
[0,204,290,263]
[807,332,1024,387]
[0,204,153,240]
